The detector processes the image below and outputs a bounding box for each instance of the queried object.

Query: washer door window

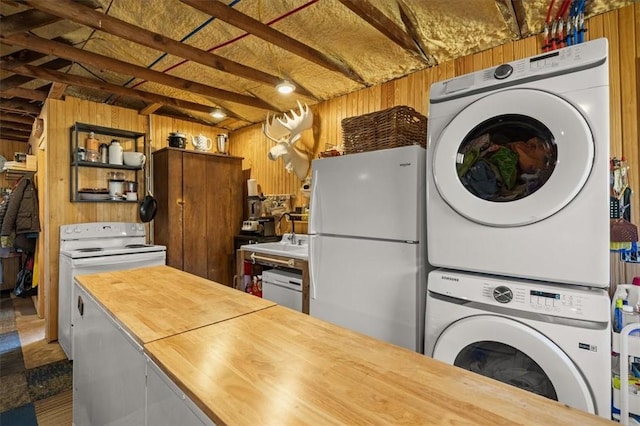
[432,89,594,227]
[432,315,595,414]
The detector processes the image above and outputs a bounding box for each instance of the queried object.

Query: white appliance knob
[74,226,82,233]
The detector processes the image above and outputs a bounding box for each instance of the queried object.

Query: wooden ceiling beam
[3,63,242,117]
[47,82,67,99]
[337,0,429,62]
[0,120,33,132]
[0,58,72,90]
[180,0,365,85]
[0,9,63,36]
[1,87,48,102]
[21,0,316,98]
[0,98,41,115]
[0,113,35,125]
[397,0,435,65]
[0,0,103,37]
[0,33,276,111]
[139,103,163,116]
[0,129,31,140]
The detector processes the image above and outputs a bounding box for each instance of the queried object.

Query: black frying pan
[139,141,157,223]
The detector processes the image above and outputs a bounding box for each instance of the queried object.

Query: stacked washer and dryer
[424,38,612,419]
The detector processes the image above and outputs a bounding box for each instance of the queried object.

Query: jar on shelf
[108,139,123,165]
[99,143,109,163]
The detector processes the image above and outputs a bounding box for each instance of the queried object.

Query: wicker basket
[341,106,427,154]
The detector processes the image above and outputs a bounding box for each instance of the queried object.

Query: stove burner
[77,248,104,252]
[125,244,151,248]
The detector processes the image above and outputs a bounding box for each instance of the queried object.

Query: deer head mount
[263,101,313,180]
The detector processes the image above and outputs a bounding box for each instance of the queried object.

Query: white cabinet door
[73,283,146,425]
[146,357,216,426]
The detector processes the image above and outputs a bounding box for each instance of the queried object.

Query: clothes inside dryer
[454,341,557,400]
[457,114,557,202]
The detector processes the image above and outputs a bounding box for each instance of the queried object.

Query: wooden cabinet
[153,148,243,286]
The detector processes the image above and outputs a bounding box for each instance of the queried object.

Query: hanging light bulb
[276,80,296,94]
[210,108,226,119]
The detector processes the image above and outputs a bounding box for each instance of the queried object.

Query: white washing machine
[424,269,611,419]
[426,38,609,287]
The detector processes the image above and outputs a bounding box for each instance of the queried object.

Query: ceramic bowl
[123,152,145,167]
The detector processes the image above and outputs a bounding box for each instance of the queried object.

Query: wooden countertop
[145,305,612,425]
[74,265,275,345]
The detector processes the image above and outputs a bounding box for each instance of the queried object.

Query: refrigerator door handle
[309,234,318,299]
[309,168,320,234]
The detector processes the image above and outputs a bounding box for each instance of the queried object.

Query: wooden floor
[0,293,72,425]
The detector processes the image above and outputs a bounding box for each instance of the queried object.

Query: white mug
[126,192,138,201]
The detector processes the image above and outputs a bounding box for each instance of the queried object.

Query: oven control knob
[74,226,82,233]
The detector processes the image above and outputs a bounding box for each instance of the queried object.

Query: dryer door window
[432,88,593,227]
[432,315,595,414]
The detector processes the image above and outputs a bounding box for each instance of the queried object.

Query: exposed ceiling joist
[0,98,41,115]
[1,87,48,102]
[397,0,434,65]
[139,103,163,115]
[0,9,64,37]
[48,82,67,100]
[0,32,276,112]
[21,0,317,99]
[337,0,430,62]
[180,0,365,85]
[0,113,37,125]
[0,128,31,141]
[3,63,244,119]
[0,58,72,91]
[0,120,33,132]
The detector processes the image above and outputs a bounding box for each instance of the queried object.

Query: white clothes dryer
[426,38,609,287]
[424,269,611,419]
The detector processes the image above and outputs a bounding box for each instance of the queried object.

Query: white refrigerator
[309,145,430,352]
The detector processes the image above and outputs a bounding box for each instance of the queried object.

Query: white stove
[58,222,166,359]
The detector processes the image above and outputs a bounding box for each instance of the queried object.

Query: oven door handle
[70,251,166,267]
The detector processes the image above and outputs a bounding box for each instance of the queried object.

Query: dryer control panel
[428,270,609,322]
[430,38,607,102]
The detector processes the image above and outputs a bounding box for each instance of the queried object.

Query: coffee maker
[241,196,275,237]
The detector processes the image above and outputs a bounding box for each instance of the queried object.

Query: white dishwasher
[262,269,303,312]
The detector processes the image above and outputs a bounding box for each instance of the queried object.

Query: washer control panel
[429,270,609,322]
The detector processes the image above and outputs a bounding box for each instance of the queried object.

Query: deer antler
[262,112,290,143]
[276,100,313,144]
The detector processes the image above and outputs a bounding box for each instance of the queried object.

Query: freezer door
[309,145,425,241]
[309,235,425,352]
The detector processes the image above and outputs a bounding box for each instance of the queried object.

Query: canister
[99,143,109,163]
[86,131,100,151]
[108,139,123,165]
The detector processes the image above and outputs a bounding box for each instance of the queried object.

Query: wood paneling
[42,97,146,341]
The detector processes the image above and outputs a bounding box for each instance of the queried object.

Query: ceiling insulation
[0,0,636,140]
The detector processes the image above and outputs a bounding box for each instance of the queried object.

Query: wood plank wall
[42,98,146,340]
[230,4,640,236]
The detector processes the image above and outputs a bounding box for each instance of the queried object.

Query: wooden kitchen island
[74,265,611,425]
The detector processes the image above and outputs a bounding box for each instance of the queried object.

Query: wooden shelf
[2,168,36,181]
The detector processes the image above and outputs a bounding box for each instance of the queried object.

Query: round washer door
[432,315,595,414]
[432,88,593,227]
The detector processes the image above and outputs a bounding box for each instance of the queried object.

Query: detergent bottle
[612,286,629,332]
